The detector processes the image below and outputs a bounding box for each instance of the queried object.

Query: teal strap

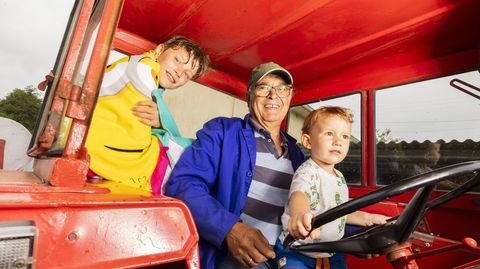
[151,88,192,149]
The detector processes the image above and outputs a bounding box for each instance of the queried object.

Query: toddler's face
[303,115,352,170]
[156,46,199,89]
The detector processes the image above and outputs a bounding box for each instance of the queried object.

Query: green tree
[0,86,42,132]
[376,128,401,143]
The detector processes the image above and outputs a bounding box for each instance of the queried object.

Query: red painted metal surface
[408,237,477,261]
[0,179,199,269]
[30,0,98,187]
[64,0,123,159]
[115,0,479,103]
[388,245,420,269]
[112,29,156,55]
[409,233,480,269]
[30,0,124,187]
[35,0,95,153]
[453,258,480,269]
[0,171,108,194]
[0,139,4,169]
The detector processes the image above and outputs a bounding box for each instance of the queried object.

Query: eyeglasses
[253,84,293,98]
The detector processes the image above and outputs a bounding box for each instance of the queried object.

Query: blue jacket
[165,115,305,269]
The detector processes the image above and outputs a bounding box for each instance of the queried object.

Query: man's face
[156,45,199,89]
[249,74,292,130]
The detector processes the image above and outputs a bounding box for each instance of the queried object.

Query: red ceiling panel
[117,0,480,101]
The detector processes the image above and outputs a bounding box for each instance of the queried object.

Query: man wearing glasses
[166,62,305,269]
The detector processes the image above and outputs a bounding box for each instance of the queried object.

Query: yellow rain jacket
[85,52,160,192]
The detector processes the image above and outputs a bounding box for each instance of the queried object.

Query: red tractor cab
[1,0,480,268]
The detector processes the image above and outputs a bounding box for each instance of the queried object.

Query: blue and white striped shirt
[240,120,295,244]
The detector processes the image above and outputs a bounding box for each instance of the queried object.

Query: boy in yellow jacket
[85,36,209,193]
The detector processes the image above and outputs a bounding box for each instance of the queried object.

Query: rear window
[375,71,480,191]
[288,93,362,185]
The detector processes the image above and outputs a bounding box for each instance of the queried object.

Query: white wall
[163,81,249,138]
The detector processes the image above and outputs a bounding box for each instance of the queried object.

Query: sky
[0,0,74,98]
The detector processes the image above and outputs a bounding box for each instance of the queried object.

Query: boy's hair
[163,36,210,79]
[302,106,354,135]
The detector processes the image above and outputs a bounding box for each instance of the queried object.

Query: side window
[163,82,249,138]
[375,71,480,192]
[288,93,362,185]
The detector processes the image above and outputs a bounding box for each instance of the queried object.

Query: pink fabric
[86,169,102,183]
[151,146,169,195]
[87,169,98,178]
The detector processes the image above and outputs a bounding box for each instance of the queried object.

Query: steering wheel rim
[284,160,480,255]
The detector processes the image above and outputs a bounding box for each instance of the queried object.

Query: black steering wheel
[283,160,480,255]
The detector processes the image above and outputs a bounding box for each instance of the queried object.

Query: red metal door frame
[0,139,5,169]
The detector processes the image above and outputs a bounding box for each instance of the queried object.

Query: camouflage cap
[247,62,293,89]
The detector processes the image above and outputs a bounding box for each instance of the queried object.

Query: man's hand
[225,222,275,268]
[132,100,160,128]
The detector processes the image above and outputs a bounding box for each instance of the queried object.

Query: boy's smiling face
[156,45,199,89]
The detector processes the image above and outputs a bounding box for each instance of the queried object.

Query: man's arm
[165,119,240,248]
[166,117,275,267]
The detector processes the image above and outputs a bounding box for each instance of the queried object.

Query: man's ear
[301,133,312,150]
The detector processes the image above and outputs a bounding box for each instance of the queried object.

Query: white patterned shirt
[280,158,348,258]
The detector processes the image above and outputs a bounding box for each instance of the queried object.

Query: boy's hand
[363,212,389,226]
[288,212,314,240]
[309,227,322,240]
[132,100,160,128]
[348,211,390,227]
